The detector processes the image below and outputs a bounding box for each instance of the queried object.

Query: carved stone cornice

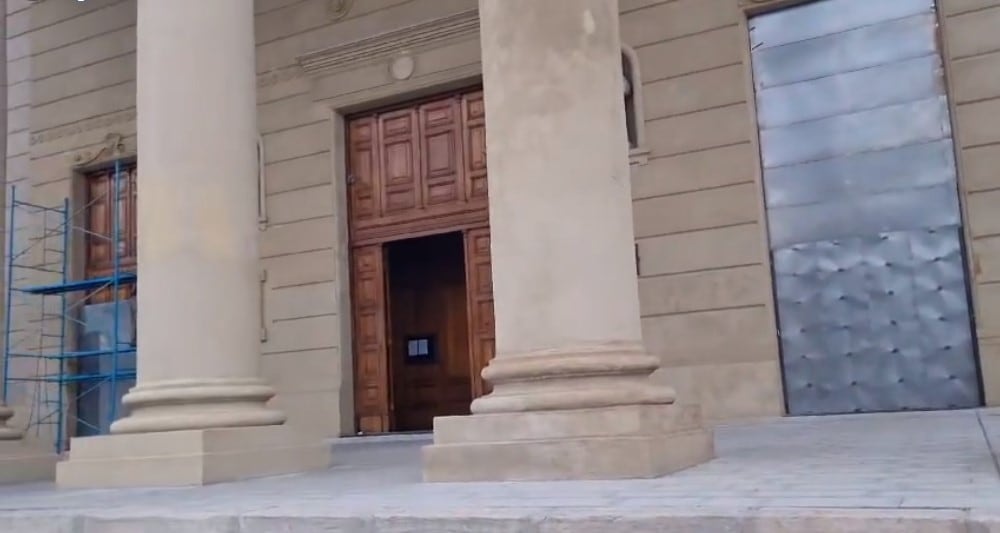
[297,9,479,77]
[30,109,135,146]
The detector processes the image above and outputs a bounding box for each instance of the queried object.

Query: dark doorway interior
[386,232,472,431]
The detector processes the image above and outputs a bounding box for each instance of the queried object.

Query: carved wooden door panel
[378,108,421,216]
[351,244,392,433]
[419,96,464,208]
[461,91,488,202]
[347,117,379,223]
[464,227,496,398]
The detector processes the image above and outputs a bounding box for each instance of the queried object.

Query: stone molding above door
[297,9,483,111]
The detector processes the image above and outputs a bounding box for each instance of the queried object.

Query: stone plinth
[424,404,713,481]
[0,406,57,484]
[56,425,329,488]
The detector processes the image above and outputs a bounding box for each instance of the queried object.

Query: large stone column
[422,0,714,481]
[55,0,329,488]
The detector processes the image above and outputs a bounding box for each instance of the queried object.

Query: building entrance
[346,88,495,434]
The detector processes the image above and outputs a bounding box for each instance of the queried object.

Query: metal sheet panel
[749,0,932,50]
[751,13,938,90]
[760,96,951,169]
[767,183,961,248]
[755,54,944,129]
[764,139,957,208]
[751,0,981,415]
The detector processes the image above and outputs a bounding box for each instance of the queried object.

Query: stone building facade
[0,0,997,487]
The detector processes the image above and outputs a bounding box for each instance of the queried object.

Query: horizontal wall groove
[641,303,766,320]
[266,149,330,167]
[263,344,338,354]
[8,0,130,39]
[261,347,339,357]
[272,312,337,324]
[32,50,135,84]
[641,61,744,86]
[636,221,758,242]
[267,181,332,198]
[259,88,311,106]
[645,99,749,123]
[951,44,1000,62]
[21,22,136,63]
[964,139,1000,151]
[969,184,1000,194]
[620,0,679,16]
[633,179,756,202]
[32,78,133,110]
[639,264,761,279]
[956,93,1000,107]
[975,231,1000,240]
[951,47,1000,65]
[271,278,337,290]
[633,22,737,52]
[945,4,1000,18]
[261,245,334,260]
[266,214,335,227]
[263,119,328,138]
[638,262,762,279]
[643,140,753,163]
[265,213,331,228]
[256,0,310,17]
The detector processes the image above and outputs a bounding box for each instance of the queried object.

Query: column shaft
[471,0,667,414]
[111,0,284,434]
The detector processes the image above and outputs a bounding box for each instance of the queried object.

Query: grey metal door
[749,0,982,415]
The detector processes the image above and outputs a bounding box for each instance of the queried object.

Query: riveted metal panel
[750,0,981,415]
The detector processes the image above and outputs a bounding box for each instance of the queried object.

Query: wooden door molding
[350,244,393,433]
[464,227,496,398]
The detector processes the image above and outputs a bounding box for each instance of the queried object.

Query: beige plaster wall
[10,0,1000,444]
[940,0,1000,405]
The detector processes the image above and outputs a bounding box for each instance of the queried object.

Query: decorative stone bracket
[70,132,131,168]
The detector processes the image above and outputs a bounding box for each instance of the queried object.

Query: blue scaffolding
[2,160,137,453]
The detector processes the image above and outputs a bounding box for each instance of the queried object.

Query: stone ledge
[55,425,331,488]
[0,507,980,533]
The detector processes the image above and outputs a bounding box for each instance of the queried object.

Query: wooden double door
[347,88,495,434]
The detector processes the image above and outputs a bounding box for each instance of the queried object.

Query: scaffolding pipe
[0,0,9,405]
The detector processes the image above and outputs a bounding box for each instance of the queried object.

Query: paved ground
[2,409,1000,531]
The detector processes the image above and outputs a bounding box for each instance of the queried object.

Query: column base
[422,403,714,482]
[56,425,330,488]
[0,441,58,485]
